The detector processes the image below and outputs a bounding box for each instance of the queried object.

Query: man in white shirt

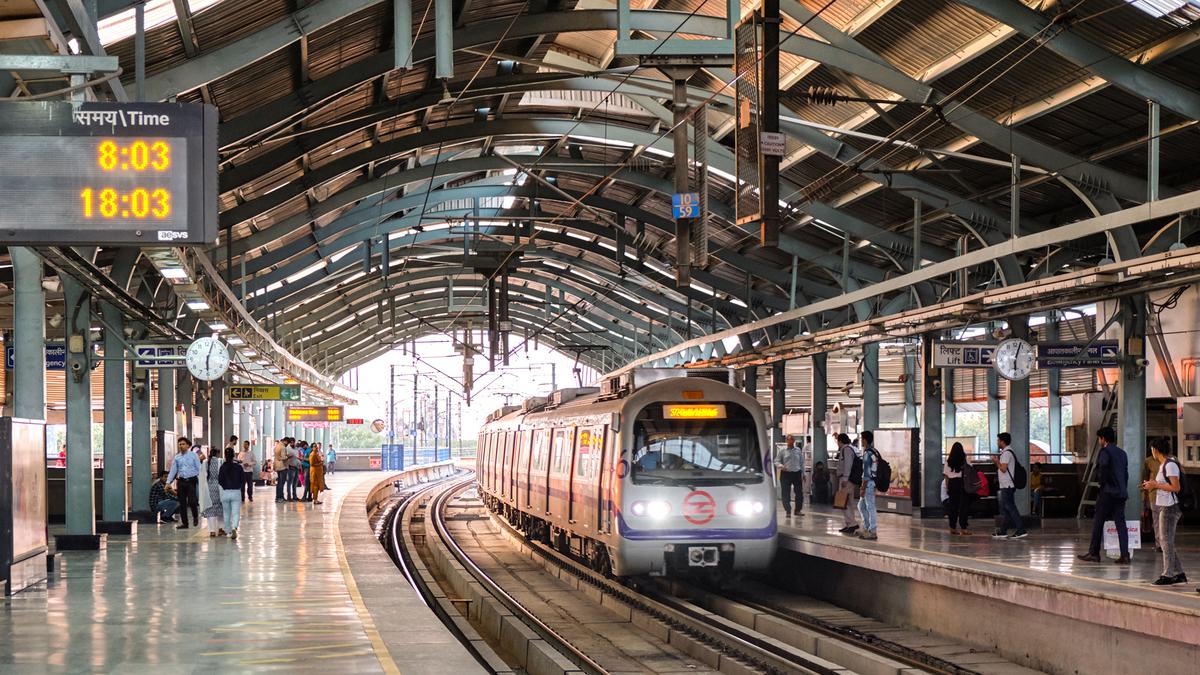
[775,435,804,517]
[992,432,1028,539]
[237,440,257,503]
[836,433,859,534]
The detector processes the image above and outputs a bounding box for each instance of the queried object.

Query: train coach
[477,368,777,578]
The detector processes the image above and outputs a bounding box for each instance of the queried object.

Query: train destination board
[0,101,217,245]
[286,405,344,422]
[229,384,301,401]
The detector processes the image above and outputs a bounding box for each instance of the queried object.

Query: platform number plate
[672,192,700,220]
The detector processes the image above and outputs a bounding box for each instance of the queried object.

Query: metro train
[476,368,777,578]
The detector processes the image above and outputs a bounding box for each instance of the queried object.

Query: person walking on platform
[836,433,860,535]
[168,437,201,529]
[1142,439,1186,584]
[238,439,257,503]
[149,471,178,523]
[944,442,973,535]
[327,446,337,475]
[202,448,225,537]
[274,439,289,502]
[776,435,804,517]
[1078,427,1130,564]
[309,443,328,505]
[857,431,879,541]
[992,433,1028,540]
[218,447,244,540]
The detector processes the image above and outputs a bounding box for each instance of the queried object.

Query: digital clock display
[0,101,217,245]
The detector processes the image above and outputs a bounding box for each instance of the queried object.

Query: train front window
[631,402,763,485]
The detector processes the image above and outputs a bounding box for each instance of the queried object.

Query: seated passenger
[149,471,179,523]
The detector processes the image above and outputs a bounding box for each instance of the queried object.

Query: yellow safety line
[332,481,403,675]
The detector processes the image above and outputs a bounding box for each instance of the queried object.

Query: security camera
[123,326,136,338]
[70,361,83,372]
[1135,357,1150,368]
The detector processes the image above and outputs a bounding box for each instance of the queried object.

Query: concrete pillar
[276,402,285,440]
[130,363,151,517]
[238,399,250,452]
[1119,296,1146,520]
[62,275,96,541]
[1008,317,1032,515]
[256,402,268,477]
[208,380,224,451]
[987,368,1001,450]
[921,335,943,514]
[943,369,956,438]
[100,304,127,525]
[177,371,192,440]
[11,247,45,420]
[903,349,918,428]
[742,366,757,398]
[157,367,175,471]
[861,343,879,431]
[770,360,785,448]
[1046,313,1062,462]
[811,352,828,466]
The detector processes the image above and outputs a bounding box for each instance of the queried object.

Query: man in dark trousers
[168,437,202,529]
[775,435,804,518]
[1079,427,1131,564]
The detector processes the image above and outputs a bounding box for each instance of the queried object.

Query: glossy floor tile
[0,472,391,674]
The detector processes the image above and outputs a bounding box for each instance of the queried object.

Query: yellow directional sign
[229,384,301,401]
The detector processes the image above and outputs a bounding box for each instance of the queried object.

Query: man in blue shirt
[1079,427,1131,563]
[168,437,202,529]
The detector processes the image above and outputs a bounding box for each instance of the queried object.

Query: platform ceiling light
[186,300,210,311]
[227,337,244,345]
[208,322,228,331]
[160,267,189,281]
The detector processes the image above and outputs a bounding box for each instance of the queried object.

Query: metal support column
[942,369,956,438]
[394,0,413,71]
[987,367,1001,448]
[434,0,453,80]
[274,401,285,442]
[11,248,45,420]
[1119,296,1147,520]
[770,360,785,448]
[130,363,151,518]
[861,343,879,431]
[920,335,943,515]
[1008,317,1032,516]
[156,363,175,472]
[209,381,224,451]
[903,348,918,428]
[672,75,692,287]
[1046,312,1062,462]
[100,303,127,526]
[61,274,97,546]
[178,371,192,440]
[759,0,780,247]
[238,399,250,450]
[811,352,828,466]
[742,366,757,398]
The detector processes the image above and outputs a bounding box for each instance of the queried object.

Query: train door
[501,432,512,502]
[592,425,609,531]
[600,427,616,534]
[480,433,490,491]
[530,429,549,514]
[517,430,531,508]
[548,427,573,519]
[572,425,603,529]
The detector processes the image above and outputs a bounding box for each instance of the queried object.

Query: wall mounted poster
[871,428,918,514]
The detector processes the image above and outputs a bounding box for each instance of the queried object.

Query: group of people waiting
[773,432,882,541]
[148,434,335,540]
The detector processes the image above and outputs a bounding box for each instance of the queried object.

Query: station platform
[774,504,1200,673]
[0,471,477,674]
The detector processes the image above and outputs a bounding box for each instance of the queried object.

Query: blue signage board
[1036,341,1120,368]
[933,342,995,368]
[671,192,700,219]
[134,343,187,369]
[5,343,66,370]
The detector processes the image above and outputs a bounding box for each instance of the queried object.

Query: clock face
[994,337,1034,381]
[186,337,230,381]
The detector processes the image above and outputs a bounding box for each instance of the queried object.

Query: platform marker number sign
[672,192,700,219]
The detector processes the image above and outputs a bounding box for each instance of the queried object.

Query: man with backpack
[1078,427,1130,564]
[992,432,1029,540]
[1141,438,1188,584]
[856,431,880,541]
[836,433,860,535]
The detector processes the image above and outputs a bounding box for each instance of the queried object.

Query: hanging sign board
[133,343,187,369]
[671,192,700,219]
[759,131,785,157]
[286,405,344,422]
[933,341,996,368]
[229,384,302,401]
[1036,341,1120,368]
[0,101,218,245]
[5,343,66,370]
[302,421,329,429]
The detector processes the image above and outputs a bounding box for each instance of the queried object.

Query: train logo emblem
[683,490,716,525]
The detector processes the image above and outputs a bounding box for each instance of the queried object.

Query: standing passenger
[286,439,302,502]
[836,433,859,535]
[327,446,337,475]
[168,437,201,529]
[309,443,327,505]
[238,440,257,503]
[274,439,288,503]
[301,441,313,502]
[944,442,971,535]
[1142,439,1186,584]
[1078,427,1130,563]
[202,448,225,537]
[218,447,244,540]
[775,435,804,517]
[857,431,879,540]
[992,433,1028,540]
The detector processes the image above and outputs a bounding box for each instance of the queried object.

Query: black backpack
[963,462,981,494]
[1010,453,1028,490]
[872,450,892,492]
[1166,458,1196,512]
[849,453,864,486]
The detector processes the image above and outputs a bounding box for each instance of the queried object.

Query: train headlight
[632,500,671,518]
[728,500,765,516]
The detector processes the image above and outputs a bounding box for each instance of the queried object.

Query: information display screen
[286,406,344,423]
[0,101,217,245]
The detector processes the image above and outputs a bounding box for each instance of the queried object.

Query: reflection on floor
[779,501,1200,609]
[0,472,389,674]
